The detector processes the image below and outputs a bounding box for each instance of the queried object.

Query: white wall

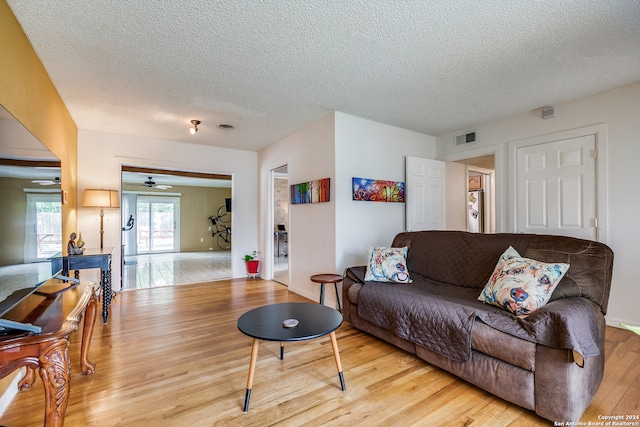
[258,113,336,302]
[77,129,258,288]
[334,112,435,273]
[436,81,640,327]
[258,112,435,308]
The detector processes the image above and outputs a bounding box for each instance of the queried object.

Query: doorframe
[262,158,290,281]
[271,167,289,285]
[444,144,505,232]
[467,166,495,233]
[507,123,609,243]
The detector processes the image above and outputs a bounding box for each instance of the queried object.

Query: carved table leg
[81,289,98,375]
[18,366,37,391]
[39,339,71,427]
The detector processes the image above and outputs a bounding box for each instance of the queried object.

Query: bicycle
[209,204,231,250]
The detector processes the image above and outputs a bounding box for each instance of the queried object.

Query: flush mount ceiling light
[189,119,201,135]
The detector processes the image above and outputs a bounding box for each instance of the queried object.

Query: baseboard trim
[605,316,634,329]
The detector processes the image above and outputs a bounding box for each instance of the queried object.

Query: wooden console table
[0,279,100,427]
[50,247,114,324]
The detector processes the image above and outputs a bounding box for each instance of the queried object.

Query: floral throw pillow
[364,245,412,284]
[478,246,569,316]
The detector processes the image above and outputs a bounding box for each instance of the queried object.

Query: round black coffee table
[237,302,345,412]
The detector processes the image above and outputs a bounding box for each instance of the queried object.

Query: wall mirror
[0,104,62,329]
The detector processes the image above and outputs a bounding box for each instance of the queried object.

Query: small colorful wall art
[352,177,405,202]
[290,177,330,204]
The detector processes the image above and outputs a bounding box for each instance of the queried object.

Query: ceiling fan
[31,177,60,186]
[142,176,172,190]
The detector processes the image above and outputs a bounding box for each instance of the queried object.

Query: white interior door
[516,134,597,239]
[405,156,445,231]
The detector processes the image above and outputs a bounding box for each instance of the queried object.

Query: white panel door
[405,156,445,231]
[516,134,596,239]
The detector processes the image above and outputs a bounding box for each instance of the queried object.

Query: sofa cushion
[364,245,412,283]
[404,231,534,289]
[471,322,536,371]
[357,280,478,362]
[478,247,569,315]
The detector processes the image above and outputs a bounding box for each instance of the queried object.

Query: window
[24,193,62,262]
[136,196,180,253]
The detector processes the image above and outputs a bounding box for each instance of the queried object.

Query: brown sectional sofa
[342,230,614,422]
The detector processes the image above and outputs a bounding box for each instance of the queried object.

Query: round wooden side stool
[310,273,343,311]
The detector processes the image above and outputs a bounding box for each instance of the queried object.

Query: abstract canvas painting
[352,177,405,202]
[290,177,330,204]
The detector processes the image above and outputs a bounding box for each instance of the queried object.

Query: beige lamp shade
[82,189,120,208]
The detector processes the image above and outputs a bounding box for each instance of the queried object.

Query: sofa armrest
[345,266,366,283]
[342,266,366,323]
[477,296,603,365]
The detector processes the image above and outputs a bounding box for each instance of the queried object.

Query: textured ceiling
[7,0,640,152]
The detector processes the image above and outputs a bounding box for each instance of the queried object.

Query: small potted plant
[244,251,260,278]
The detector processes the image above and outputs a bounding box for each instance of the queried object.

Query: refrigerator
[467,190,484,233]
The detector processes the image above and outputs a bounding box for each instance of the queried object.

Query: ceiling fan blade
[140,176,171,189]
[32,178,60,185]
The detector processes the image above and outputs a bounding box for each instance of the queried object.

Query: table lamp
[82,189,120,249]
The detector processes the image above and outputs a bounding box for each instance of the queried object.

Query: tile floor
[122,251,232,290]
[0,262,53,302]
[273,251,289,286]
[122,246,289,290]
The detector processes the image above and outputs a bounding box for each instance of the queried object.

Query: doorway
[120,166,233,290]
[452,154,496,234]
[272,165,289,286]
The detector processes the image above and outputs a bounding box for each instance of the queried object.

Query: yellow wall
[0,0,78,238]
[0,177,57,265]
[0,0,78,404]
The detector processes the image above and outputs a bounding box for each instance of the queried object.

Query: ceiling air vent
[542,106,556,119]
[455,132,476,146]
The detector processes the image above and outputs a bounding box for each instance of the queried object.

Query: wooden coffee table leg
[243,338,260,412]
[329,331,345,391]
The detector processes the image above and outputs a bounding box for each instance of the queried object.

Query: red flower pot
[246,260,260,278]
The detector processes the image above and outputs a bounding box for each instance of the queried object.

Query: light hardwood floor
[2,279,638,426]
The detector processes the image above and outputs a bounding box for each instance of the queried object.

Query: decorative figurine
[76,231,85,253]
[67,232,84,255]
